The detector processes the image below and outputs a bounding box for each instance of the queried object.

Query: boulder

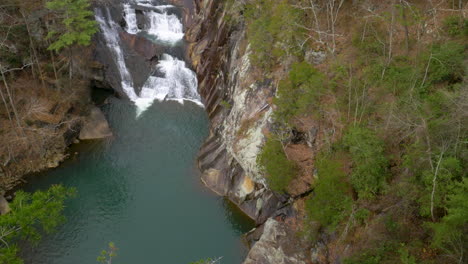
[79,107,113,140]
[119,31,164,61]
[0,196,10,215]
[243,218,309,264]
[305,50,327,65]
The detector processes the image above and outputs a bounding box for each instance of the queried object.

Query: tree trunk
[45,21,59,82]
[430,152,444,222]
[400,1,410,54]
[0,70,24,137]
[0,86,14,127]
[20,10,46,89]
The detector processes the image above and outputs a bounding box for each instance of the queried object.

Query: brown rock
[0,196,11,215]
[119,31,163,60]
[79,107,112,140]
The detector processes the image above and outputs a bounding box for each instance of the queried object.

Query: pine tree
[46,0,97,51]
[0,185,75,263]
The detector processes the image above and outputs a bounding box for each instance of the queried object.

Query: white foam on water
[123,4,139,34]
[95,8,138,101]
[135,54,202,114]
[146,11,184,43]
[95,5,202,117]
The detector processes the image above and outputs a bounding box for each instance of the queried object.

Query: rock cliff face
[186,0,286,224]
[185,0,310,262]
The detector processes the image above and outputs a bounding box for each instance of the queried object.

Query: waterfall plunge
[95,3,202,117]
[123,2,183,43]
[146,11,184,43]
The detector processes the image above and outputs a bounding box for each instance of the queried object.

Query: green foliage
[257,136,298,193]
[421,42,465,86]
[97,242,117,264]
[219,100,232,109]
[46,0,97,51]
[430,178,468,262]
[344,242,400,264]
[398,246,417,264]
[245,0,305,70]
[306,158,352,230]
[375,56,418,95]
[443,15,468,37]
[0,185,75,263]
[352,18,387,57]
[343,126,388,199]
[273,61,325,124]
[419,156,462,217]
[354,208,371,226]
[345,242,417,264]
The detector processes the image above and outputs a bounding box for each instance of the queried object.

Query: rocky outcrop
[93,6,154,96]
[0,196,10,215]
[186,0,289,225]
[79,106,113,140]
[243,218,309,264]
[184,0,319,262]
[119,32,164,61]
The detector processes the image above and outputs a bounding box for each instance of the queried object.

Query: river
[21,1,254,263]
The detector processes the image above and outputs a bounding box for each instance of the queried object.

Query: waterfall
[94,8,138,100]
[123,4,139,34]
[95,2,203,117]
[146,11,184,43]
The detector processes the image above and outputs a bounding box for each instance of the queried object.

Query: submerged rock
[79,107,113,140]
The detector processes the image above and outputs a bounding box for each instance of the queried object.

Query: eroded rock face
[188,0,287,224]
[243,218,309,264]
[93,5,153,96]
[187,0,315,262]
[79,107,112,140]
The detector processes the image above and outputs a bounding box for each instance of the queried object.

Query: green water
[22,98,254,264]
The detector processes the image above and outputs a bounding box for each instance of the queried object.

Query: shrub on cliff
[245,0,305,70]
[306,157,352,231]
[430,178,468,262]
[257,136,298,193]
[46,0,97,51]
[343,126,388,199]
[273,61,325,124]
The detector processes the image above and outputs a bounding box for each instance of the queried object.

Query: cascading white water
[139,54,201,103]
[146,11,184,42]
[123,1,182,43]
[123,4,139,34]
[95,8,138,100]
[95,2,203,117]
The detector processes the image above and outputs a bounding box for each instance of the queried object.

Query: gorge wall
[186,1,313,263]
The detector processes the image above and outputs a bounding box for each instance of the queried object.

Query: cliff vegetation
[224,0,467,262]
[0,0,98,190]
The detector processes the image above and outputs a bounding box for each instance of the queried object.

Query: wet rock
[93,5,153,96]
[201,168,225,196]
[119,31,163,61]
[63,119,82,146]
[79,107,113,140]
[243,218,309,264]
[243,224,265,248]
[0,196,10,215]
[47,153,66,168]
